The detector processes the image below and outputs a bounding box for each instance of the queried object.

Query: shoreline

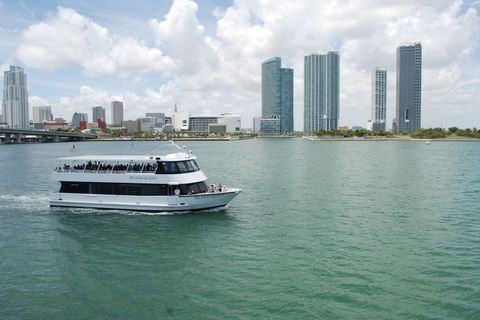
[301,135,480,141]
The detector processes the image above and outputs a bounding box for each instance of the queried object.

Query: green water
[1,139,479,319]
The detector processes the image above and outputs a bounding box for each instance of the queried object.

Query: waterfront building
[111,101,124,127]
[122,120,140,133]
[146,113,166,130]
[44,120,70,130]
[189,114,241,132]
[140,117,157,132]
[146,113,165,126]
[260,115,281,134]
[72,112,88,129]
[304,52,340,133]
[2,66,29,129]
[369,67,387,132]
[261,57,294,134]
[172,104,189,131]
[393,42,422,133]
[92,106,105,123]
[189,115,218,132]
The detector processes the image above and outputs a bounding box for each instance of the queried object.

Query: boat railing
[54,167,156,174]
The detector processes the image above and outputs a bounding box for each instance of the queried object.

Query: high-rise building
[111,101,124,127]
[92,106,105,122]
[393,42,422,133]
[304,52,340,133]
[72,112,88,129]
[2,66,29,129]
[370,67,387,132]
[261,57,294,134]
[33,106,53,123]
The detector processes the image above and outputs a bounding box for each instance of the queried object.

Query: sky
[1,0,479,131]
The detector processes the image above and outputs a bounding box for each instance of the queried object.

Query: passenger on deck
[174,187,180,196]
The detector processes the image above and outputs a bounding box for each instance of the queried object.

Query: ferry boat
[48,142,241,212]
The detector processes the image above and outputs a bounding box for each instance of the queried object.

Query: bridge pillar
[42,135,48,143]
[15,133,22,143]
[52,135,59,142]
[4,134,11,143]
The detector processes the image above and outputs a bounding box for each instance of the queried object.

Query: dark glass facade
[261,57,294,134]
[394,43,422,133]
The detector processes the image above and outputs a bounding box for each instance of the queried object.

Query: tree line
[410,127,480,139]
[313,129,394,137]
[312,127,480,139]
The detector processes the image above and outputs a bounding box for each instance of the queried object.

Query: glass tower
[394,42,422,133]
[304,52,340,133]
[2,66,29,129]
[261,57,294,134]
[371,67,387,131]
[92,106,106,122]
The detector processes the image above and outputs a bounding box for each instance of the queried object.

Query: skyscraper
[72,112,88,128]
[393,42,422,133]
[370,67,387,132]
[261,57,294,134]
[304,52,340,133]
[92,106,105,122]
[32,106,53,123]
[111,101,124,127]
[2,66,29,129]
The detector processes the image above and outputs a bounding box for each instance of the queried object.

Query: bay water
[1,139,479,319]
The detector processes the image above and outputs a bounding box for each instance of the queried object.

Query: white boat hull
[48,189,242,212]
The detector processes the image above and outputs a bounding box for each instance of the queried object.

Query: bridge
[0,128,98,143]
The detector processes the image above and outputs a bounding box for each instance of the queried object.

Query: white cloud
[17,7,174,77]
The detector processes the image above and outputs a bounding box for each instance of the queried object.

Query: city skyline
[0,1,479,130]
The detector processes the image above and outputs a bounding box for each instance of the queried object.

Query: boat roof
[56,153,195,162]
[56,141,196,162]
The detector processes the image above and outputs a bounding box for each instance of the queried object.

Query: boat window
[141,184,158,195]
[154,161,200,174]
[59,182,182,196]
[59,182,89,193]
[184,161,194,172]
[176,161,188,173]
[186,181,208,194]
[98,183,113,194]
[189,160,200,171]
[155,162,166,174]
[112,184,127,195]
[127,184,142,195]
[161,162,180,174]
[89,183,98,194]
